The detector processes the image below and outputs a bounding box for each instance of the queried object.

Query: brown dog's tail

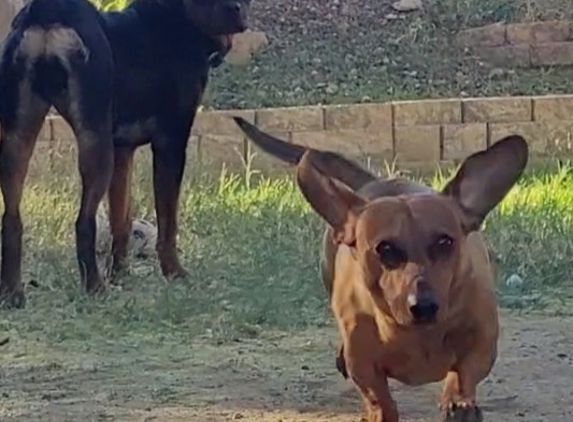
[233,116,377,191]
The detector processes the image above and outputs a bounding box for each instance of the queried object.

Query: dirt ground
[1,313,572,422]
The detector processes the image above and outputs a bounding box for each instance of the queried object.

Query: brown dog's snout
[407,280,439,324]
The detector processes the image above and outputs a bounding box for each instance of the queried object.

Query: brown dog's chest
[380,330,457,385]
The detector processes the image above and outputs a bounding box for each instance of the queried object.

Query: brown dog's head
[296,136,528,326]
[183,0,250,36]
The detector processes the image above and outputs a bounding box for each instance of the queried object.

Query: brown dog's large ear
[297,150,367,245]
[442,135,529,232]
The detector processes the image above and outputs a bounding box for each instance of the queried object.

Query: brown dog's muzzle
[407,279,439,324]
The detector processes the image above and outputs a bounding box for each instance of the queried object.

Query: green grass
[87,0,573,110]
[204,0,573,110]
[2,156,573,355]
[87,0,573,109]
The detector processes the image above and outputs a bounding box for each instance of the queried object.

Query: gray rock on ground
[391,0,423,12]
[96,206,157,260]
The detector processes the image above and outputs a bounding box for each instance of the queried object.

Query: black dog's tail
[9,0,93,103]
[233,116,377,191]
[20,0,70,28]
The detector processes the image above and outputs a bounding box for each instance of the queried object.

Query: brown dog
[233,117,529,422]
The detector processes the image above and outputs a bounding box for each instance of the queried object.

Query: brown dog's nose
[408,292,439,324]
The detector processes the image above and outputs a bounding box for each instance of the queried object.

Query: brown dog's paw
[442,402,483,422]
[0,289,26,309]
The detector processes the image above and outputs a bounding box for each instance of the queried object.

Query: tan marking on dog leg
[107,147,135,282]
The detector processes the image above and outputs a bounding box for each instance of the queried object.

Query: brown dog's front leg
[151,140,188,281]
[440,341,495,422]
[353,373,398,422]
[107,146,135,281]
[440,371,483,422]
[347,355,398,422]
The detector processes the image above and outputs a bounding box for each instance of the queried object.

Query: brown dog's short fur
[233,117,529,422]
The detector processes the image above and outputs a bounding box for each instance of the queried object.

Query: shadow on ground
[1,314,572,422]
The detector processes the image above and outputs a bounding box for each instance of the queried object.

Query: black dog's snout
[224,2,242,15]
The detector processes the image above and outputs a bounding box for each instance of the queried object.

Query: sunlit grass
[2,154,573,354]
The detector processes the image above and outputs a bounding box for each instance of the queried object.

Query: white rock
[95,205,157,259]
[505,274,524,288]
[392,0,423,12]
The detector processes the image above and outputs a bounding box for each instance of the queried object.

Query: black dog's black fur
[0,0,249,308]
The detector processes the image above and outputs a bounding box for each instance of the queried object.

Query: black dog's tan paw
[442,402,483,422]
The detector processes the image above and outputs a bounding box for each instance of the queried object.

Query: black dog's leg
[74,123,114,294]
[336,343,349,379]
[0,87,49,308]
[107,146,135,282]
[54,73,114,294]
[56,97,114,294]
[151,135,189,281]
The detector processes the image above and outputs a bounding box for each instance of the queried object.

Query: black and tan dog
[233,117,528,422]
[0,0,249,308]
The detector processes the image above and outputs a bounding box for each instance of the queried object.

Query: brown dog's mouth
[413,314,438,325]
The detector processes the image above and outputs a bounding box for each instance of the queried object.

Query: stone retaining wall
[456,21,573,67]
[8,93,573,178]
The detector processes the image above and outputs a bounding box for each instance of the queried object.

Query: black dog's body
[105,1,228,148]
[0,0,248,307]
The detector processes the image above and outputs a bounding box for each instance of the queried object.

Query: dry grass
[1,152,573,421]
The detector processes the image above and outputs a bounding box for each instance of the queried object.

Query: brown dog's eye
[429,234,454,260]
[376,241,407,269]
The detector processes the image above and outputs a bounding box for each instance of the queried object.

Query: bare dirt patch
[1,313,571,422]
